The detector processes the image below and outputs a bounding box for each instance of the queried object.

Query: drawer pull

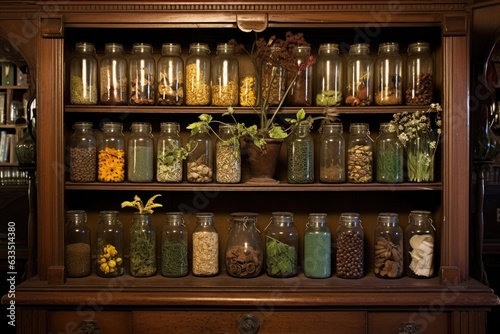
[397,321,421,334]
[238,313,261,334]
[78,320,100,334]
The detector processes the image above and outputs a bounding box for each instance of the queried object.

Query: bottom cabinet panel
[48,311,133,334]
[368,312,450,334]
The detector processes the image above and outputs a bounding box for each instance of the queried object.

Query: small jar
[406,42,433,106]
[216,124,241,183]
[129,213,157,277]
[261,46,286,106]
[69,121,97,182]
[96,210,124,277]
[70,42,98,105]
[185,43,211,106]
[65,210,91,278]
[376,122,404,183]
[335,212,364,279]
[319,123,345,183]
[375,42,403,105]
[287,45,313,106]
[127,122,154,182]
[161,212,188,277]
[265,212,298,278]
[156,122,183,182]
[304,213,331,278]
[186,126,213,183]
[157,43,184,106]
[129,43,156,105]
[345,43,373,106]
[211,43,239,106]
[315,43,343,107]
[374,212,403,279]
[405,210,435,278]
[347,123,373,183]
[192,212,219,276]
[287,123,314,184]
[98,122,125,182]
[238,53,258,107]
[100,43,128,105]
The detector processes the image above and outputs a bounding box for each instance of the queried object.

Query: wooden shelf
[0,85,29,90]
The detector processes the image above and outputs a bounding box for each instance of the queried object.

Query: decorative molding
[237,13,268,32]
[40,17,64,39]
[443,14,468,36]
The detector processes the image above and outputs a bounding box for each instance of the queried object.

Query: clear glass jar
[129,43,155,105]
[185,43,211,106]
[319,123,345,183]
[65,210,91,278]
[345,43,373,106]
[335,212,364,279]
[315,43,343,107]
[376,122,403,183]
[405,210,435,278]
[265,212,298,278]
[287,45,313,106]
[69,121,97,182]
[347,123,373,183]
[216,124,241,183]
[129,212,157,277]
[70,42,98,105]
[186,126,213,183]
[304,213,331,278]
[157,43,184,106]
[375,42,403,105]
[161,212,188,277]
[374,212,403,279]
[98,122,125,182]
[156,122,183,182]
[225,212,263,278]
[100,43,128,105]
[287,123,314,183]
[127,122,154,182]
[96,210,124,277]
[211,43,239,107]
[238,53,258,107]
[192,212,219,276]
[406,42,433,106]
[261,46,286,106]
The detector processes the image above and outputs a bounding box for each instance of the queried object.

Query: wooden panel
[368,312,450,334]
[48,311,133,334]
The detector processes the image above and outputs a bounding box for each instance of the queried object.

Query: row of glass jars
[69,41,433,107]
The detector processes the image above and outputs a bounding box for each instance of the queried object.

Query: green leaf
[269,126,288,139]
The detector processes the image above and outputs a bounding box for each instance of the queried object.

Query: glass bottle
[265,212,298,278]
[287,45,313,106]
[15,128,36,167]
[261,46,286,106]
[186,125,213,183]
[157,43,184,106]
[129,212,157,277]
[405,210,435,278]
[96,210,124,277]
[98,122,125,182]
[287,123,314,183]
[319,123,345,183]
[100,43,128,105]
[216,124,241,183]
[185,43,211,106]
[374,212,403,279]
[345,43,373,106]
[69,121,97,182]
[225,212,263,278]
[375,42,403,105]
[156,122,183,182]
[192,212,219,276]
[65,210,91,278]
[129,43,155,105]
[406,42,433,106]
[238,53,258,107]
[335,212,364,279]
[70,42,98,105]
[304,213,331,278]
[315,43,343,107]
[161,212,188,277]
[347,123,373,183]
[376,122,403,183]
[211,43,239,107]
[127,122,154,182]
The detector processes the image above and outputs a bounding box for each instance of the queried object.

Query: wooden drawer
[368,312,450,334]
[48,311,133,334]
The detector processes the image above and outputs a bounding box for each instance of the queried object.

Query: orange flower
[98,147,125,182]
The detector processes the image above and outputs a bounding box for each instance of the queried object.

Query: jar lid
[349,122,369,132]
[161,43,181,55]
[102,122,123,131]
[189,43,210,53]
[377,212,399,225]
[73,121,93,129]
[319,43,339,53]
[75,42,95,53]
[160,122,180,131]
[408,42,430,54]
[349,43,370,54]
[130,122,152,131]
[378,42,399,54]
[104,43,124,53]
[132,43,153,53]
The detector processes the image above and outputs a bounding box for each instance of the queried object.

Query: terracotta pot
[246,138,283,183]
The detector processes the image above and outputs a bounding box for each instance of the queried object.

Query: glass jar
[129,212,157,277]
[215,124,241,183]
[347,123,373,183]
[225,212,263,278]
[127,122,154,182]
[405,210,435,278]
[98,122,125,182]
[265,212,298,278]
[161,212,188,277]
[287,45,313,106]
[315,43,343,107]
[335,212,364,279]
[129,43,155,105]
[375,42,403,105]
[287,123,314,183]
[100,43,128,105]
[238,53,258,107]
[185,43,211,106]
[65,210,91,278]
[375,122,403,183]
[374,212,403,279]
[345,43,373,106]
[156,122,183,182]
[211,43,239,107]
[406,42,433,106]
[157,43,184,106]
[304,213,331,278]
[192,212,219,276]
[261,46,286,106]
[96,210,124,277]
[319,123,345,183]
[186,126,213,183]
[70,42,98,105]
[69,121,97,182]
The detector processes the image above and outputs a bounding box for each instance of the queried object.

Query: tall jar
[225,212,263,278]
[347,123,373,183]
[157,43,184,106]
[70,42,98,105]
[304,213,331,278]
[287,123,314,184]
[69,121,97,182]
[315,43,343,107]
[129,43,155,105]
[405,210,435,278]
[345,43,373,106]
[238,53,258,107]
[215,124,241,183]
[65,210,91,278]
[192,212,219,276]
[374,212,403,279]
[375,42,403,105]
[335,212,364,279]
[261,46,286,106]
[406,42,433,106]
[319,123,345,183]
[287,45,313,106]
[98,122,125,183]
[185,43,211,106]
[100,43,128,105]
[96,210,124,277]
[157,122,183,182]
[161,212,188,277]
[211,43,239,107]
[129,212,157,277]
[127,122,154,182]
[186,126,213,183]
[265,212,298,278]
[375,122,404,183]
